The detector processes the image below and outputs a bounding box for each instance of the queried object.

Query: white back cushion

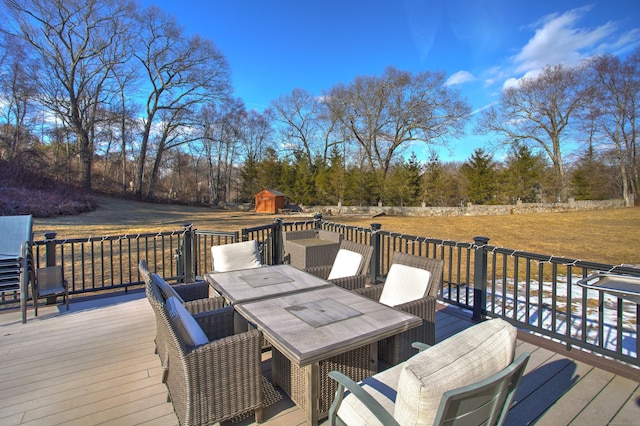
[328,249,363,280]
[394,319,517,425]
[378,263,431,307]
[211,240,261,272]
[165,296,209,347]
[153,273,185,304]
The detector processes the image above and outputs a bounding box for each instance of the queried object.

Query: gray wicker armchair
[353,252,444,366]
[305,240,374,290]
[144,262,266,425]
[139,260,227,378]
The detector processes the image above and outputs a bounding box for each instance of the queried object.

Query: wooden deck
[1,292,639,426]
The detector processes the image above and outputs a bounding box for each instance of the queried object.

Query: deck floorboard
[0,292,638,425]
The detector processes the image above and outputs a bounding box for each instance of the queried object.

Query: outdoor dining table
[204,264,333,304]
[233,284,422,425]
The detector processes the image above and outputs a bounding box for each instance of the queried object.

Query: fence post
[44,232,58,304]
[313,213,323,230]
[182,223,194,283]
[273,218,284,265]
[472,236,490,321]
[370,223,382,284]
[44,232,57,267]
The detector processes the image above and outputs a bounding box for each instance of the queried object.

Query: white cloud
[445,70,476,86]
[513,6,617,74]
[502,77,519,90]
[492,5,640,92]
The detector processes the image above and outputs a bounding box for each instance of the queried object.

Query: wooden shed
[255,189,286,214]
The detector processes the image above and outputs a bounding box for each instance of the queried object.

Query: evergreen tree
[460,148,498,204]
[345,167,378,206]
[315,147,345,205]
[570,146,614,200]
[503,144,546,203]
[388,153,422,206]
[239,156,259,202]
[257,148,283,191]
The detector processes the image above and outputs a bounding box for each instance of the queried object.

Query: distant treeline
[0,1,637,207]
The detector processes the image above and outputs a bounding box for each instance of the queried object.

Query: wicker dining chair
[353,251,444,366]
[139,260,227,378]
[145,265,266,425]
[305,240,374,290]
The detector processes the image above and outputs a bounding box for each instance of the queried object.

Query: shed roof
[259,189,286,197]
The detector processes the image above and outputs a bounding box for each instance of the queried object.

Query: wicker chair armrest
[189,328,263,359]
[173,280,209,302]
[305,265,332,279]
[330,274,368,290]
[184,296,226,315]
[193,306,234,341]
[394,295,437,322]
[352,284,384,300]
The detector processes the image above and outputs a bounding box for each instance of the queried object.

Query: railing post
[472,236,490,321]
[182,223,194,283]
[44,232,58,304]
[370,223,382,284]
[313,213,323,230]
[44,232,57,267]
[273,218,284,265]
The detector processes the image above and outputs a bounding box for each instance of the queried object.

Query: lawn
[33,196,640,266]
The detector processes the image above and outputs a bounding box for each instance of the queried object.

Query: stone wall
[310,198,627,217]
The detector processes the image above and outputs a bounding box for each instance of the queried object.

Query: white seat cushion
[328,249,363,280]
[394,318,517,425]
[378,263,431,307]
[165,296,209,347]
[336,361,404,426]
[210,240,261,272]
[153,273,185,304]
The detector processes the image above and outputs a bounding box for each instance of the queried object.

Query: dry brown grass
[33,196,640,265]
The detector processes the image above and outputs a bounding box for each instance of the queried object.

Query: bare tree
[584,51,639,206]
[109,58,139,194]
[475,64,590,201]
[0,33,39,160]
[132,6,231,199]
[200,98,244,204]
[325,66,470,183]
[4,0,134,189]
[269,88,325,165]
[239,109,273,163]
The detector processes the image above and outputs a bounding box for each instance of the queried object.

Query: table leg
[306,362,320,426]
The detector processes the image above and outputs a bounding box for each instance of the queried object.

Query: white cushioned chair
[210,240,262,272]
[353,251,444,365]
[328,318,530,426]
[305,240,374,290]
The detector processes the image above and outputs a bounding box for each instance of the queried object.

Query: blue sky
[139,0,640,162]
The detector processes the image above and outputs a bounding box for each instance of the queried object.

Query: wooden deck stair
[0,291,639,425]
